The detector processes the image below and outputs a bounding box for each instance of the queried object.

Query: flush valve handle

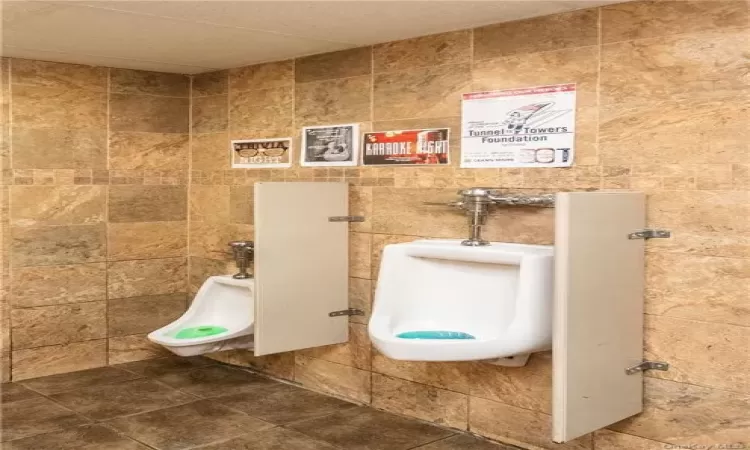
[228,240,254,279]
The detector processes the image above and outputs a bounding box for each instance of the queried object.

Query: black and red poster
[362,128,450,166]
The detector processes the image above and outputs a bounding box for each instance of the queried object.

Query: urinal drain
[175,326,228,339]
[396,331,476,340]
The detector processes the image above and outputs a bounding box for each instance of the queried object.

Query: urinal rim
[148,275,254,347]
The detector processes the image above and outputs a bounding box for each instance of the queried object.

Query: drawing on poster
[461,84,576,168]
[231,138,292,168]
[301,124,359,167]
[362,128,450,166]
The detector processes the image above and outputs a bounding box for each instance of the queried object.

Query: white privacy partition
[253,182,349,356]
[553,192,646,442]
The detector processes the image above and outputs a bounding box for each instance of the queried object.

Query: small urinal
[368,239,554,364]
[148,275,255,357]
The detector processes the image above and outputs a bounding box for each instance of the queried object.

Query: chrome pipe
[425,188,555,247]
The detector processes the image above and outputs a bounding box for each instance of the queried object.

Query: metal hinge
[328,216,365,223]
[625,360,669,375]
[329,308,365,317]
[628,229,671,240]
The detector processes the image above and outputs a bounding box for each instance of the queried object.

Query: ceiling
[2,0,620,74]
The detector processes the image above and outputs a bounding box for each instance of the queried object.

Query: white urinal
[368,239,553,364]
[148,276,254,356]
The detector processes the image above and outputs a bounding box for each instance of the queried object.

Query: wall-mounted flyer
[301,124,359,167]
[460,84,576,168]
[362,128,449,166]
[231,138,292,168]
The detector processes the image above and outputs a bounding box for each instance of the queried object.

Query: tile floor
[1,356,519,450]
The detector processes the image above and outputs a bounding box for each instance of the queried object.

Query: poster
[231,138,292,168]
[301,124,359,167]
[460,84,576,168]
[362,128,450,166]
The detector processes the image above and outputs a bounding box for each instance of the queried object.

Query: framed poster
[231,138,292,168]
[461,83,576,168]
[301,124,360,167]
[362,128,450,166]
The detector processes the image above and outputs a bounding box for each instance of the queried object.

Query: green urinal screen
[175,326,228,339]
[396,331,476,340]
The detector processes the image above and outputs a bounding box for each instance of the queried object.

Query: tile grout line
[6,57,14,380]
[595,4,603,190]
[104,67,112,368]
[289,58,298,380]
[599,23,749,47]
[367,43,375,403]
[186,73,193,305]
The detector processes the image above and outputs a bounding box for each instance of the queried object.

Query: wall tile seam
[642,252,750,262]
[369,370,472,396]
[190,91,228,99]
[643,311,750,328]
[8,261,107,268]
[8,223,109,231]
[470,43,601,66]
[369,54,471,76]
[641,373,750,397]
[296,354,371,374]
[185,73,196,298]
[109,130,191,136]
[10,334,108,351]
[105,255,190,263]
[6,58,15,368]
[367,403,469,435]
[371,62,472,81]
[599,23,750,47]
[227,83,294,95]
[372,115,463,125]
[106,256,187,264]
[7,82,107,93]
[291,73,373,87]
[108,90,190,99]
[464,392,555,418]
[10,298,109,310]
[595,5,604,190]
[227,84,294,99]
[598,427,672,446]
[368,112,466,124]
[104,65,112,365]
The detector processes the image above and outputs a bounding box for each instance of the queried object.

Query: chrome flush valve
[228,240,254,279]
[426,188,555,247]
[456,187,496,246]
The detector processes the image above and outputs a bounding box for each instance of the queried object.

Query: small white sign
[301,124,359,167]
[461,84,576,168]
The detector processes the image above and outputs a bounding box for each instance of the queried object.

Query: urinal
[148,276,255,356]
[148,240,256,357]
[368,239,554,363]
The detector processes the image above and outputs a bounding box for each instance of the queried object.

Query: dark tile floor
[1,357,519,450]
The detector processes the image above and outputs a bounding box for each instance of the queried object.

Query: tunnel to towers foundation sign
[460,84,576,168]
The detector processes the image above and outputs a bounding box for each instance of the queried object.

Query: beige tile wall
[0,60,191,380]
[188,2,750,449]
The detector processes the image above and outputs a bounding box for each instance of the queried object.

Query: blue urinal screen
[396,330,476,340]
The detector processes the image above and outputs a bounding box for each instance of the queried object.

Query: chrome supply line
[425,188,555,246]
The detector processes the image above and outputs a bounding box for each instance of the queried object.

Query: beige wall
[0,60,191,380]
[189,1,749,449]
[0,0,747,448]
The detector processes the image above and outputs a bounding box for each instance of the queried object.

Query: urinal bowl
[369,239,554,363]
[148,276,255,357]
